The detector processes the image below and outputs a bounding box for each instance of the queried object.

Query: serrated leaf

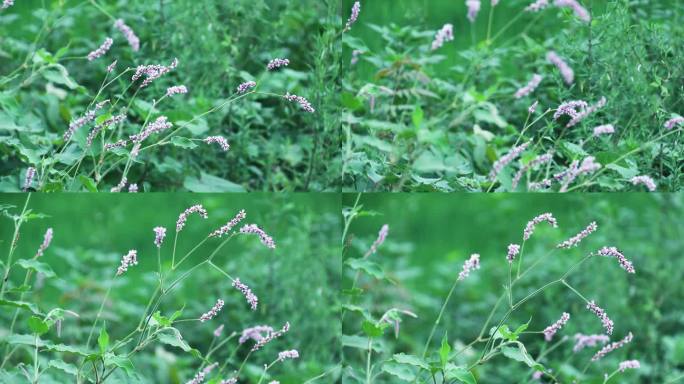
[15,259,56,278]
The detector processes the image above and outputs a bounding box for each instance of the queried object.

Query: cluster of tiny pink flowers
[664,116,684,130]
[630,175,656,192]
[267,58,290,71]
[251,322,290,352]
[132,58,178,88]
[525,0,549,12]
[200,299,225,322]
[209,209,246,237]
[489,141,531,181]
[64,100,109,141]
[114,19,140,51]
[515,74,543,99]
[529,179,552,191]
[547,51,574,85]
[596,246,635,273]
[87,37,113,61]
[466,0,481,23]
[130,116,173,143]
[586,300,614,336]
[153,226,166,248]
[566,97,607,127]
[573,333,609,352]
[351,50,363,65]
[23,167,35,192]
[593,124,615,137]
[237,81,256,94]
[431,24,454,50]
[618,360,640,372]
[239,325,274,344]
[105,139,128,151]
[557,221,597,248]
[528,100,539,114]
[128,184,138,193]
[344,1,360,32]
[277,349,299,362]
[166,85,188,97]
[554,100,588,120]
[1,0,14,10]
[367,224,389,256]
[204,136,230,151]
[239,224,276,249]
[35,228,54,258]
[512,153,553,190]
[220,378,237,384]
[233,278,259,310]
[558,156,601,192]
[506,244,520,263]
[458,254,480,281]
[186,363,217,384]
[592,332,633,361]
[283,93,315,113]
[543,312,570,341]
[176,204,209,232]
[523,213,558,240]
[110,177,128,193]
[107,60,117,73]
[116,250,138,276]
[554,0,590,22]
[213,324,224,338]
[86,113,126,147]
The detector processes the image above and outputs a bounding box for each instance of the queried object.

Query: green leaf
[44,343,92,357]
[104,354,136,377]
[170,136,198,149]
[444,364,477,384]
[345,258,385,279]
[48,360,78,376]
[5,334,46,346]
[0,299,41,314]
[439,333,451,368]
[78,175,98,192]
[412,105,424,128]
[393,353,429,370]
[501,342,544,370]
[342,334,384,352]
[361,320,384,338]
[41,65,79,89]
[382,362,416,381]
[15,259,56,278]
[184,172,246,192]
[28,316,49,335]
[98,326,109,354]
[157,328,201,357]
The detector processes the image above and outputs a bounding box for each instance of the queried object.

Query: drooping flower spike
[431,24,454,51]
[573,333,609,352]
[240,325,274,344]
[523,213,558,240]
[554,0,590,22]
[86,113,126,147]
[489,141,531,181]
[132,58,178,88]
[130,116,173,143]
[366,224,389,256]
[593,124,615,137]
[204,136,230,152]
[512,153,553,190]
[239,224,275,249]
[586,300,614,335]
[176,204,209,232]
[514,74,543,99]
[233,278,258,310]
[114,19,140,51]
[543,312,570,341]
[251,322,290,352]
[547,51,574,85]
[664,116,684,130]
[64,100,109,142]
[267,58,290,71]
[209,209,246,238]
[277,349,299,362]
[237,81,256,94]
[630,175,656,192]
[618,360,640,372]
[87,37,113,61]
[596,246,635,273]
[592,332,633,361]
[283,93,315,113]
[166,85,188,97]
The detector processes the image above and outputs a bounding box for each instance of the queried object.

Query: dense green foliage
[342,193,684,383]
[342,0,684,192]
[0,0,341,192]
[0,194,341,383]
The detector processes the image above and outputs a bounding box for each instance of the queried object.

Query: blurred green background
[343,193,684,383]
[0,193,341,383]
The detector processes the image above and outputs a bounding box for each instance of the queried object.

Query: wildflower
[573,333,609,352]
[35,228,54,258]
[458,254,480,281]
[105,139,128,151]
[130,116,173,143]
[23,167,36,191]
[592,332,633,361]
[239,325,274,344]
[630,175,656,192]
[547,51,574,85]
[1,0,14,9]
[107,60,117,73]
[204,136,230,152]
[209,209,246,237]
[528,179,552,191]
[153,226,166,248]
[507,244,520,263]
[86,113,126,147]
[523,213,558,240]
[87,37,113,61]
[187,364,217,384]
[558,156,601,192]
[237,81,256,94]
[64,100,109,142]
[110,177,128,193]
[277,350,299,362]
[554,100,588,120]
[166,85,188,97]
[566,97,606,127]
[269,381,280,384]
[344,1,360,32]
[131,143,141,158]
[114,19,140,51]
[558,221,597,248]
[220,379,238,384]
[664,116,684,130]
[128,184,138,193]
[515,74,543,99]
[489,141,531,181]
[132,58,178,88]
[528,100,539,114]
[267,58,290,71]
[176,204,209,232]
[233,278,258,310]
[586,300,614,336]
[239,224,276,249]
[466,0,481,23]
[554,0,590,22]
[512,153,553,190]
[200,299,225,322]
[366,224,389,256]
[213,324,224,337]
[251,322,290,352]
[593,124,615,137]
[543,312,570,341]
[116,250,138,276]
[596,246,635,273]
[351,50,363,65]
[431,24,454,51]
[283,93,315,113]
[532,371,543,380]
[525,0,549,11]
[618,360,640,372]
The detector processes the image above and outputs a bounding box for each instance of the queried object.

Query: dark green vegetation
[342,193,684,383]
[0,193,341,383]
[0,0,341,192]
[342,0,684,192]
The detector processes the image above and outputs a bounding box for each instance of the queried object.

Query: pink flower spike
[366,224,389,256]
[153,226,167,248]
[213,324,224,338]
[344,1,360,32]
[630,175,656,192]
[277,349,299,362]
[664,116,684,130]
[543,312,570,341]
[523,213,558,240]
[233,278,259,310]
[618,360,640,372]
[35,228,54,258]
[176,204,209,232]
[166,85,188,97]
[596,246,635,273]
[593,124,615,137]
[239,224,275,249]
[1,0,14,10]
[23,167,36,192]
[204,136,230,152]
[507,244,520,263]
[251,322,290,352]
[525,0,549,12]
[209,209,246,238]
[557,221,597,248]
[489,141,531,182]
[114,19,140,51]
[586,300,614,336]
[547,51,574,85]
[107,60,118,73]
[87,37,113,61]
[200,299,225,322]
[283,93,315,113]
[458,254,480,281]
[267,58,290,71]
[466,0,481,23]
[116,250,138,276]
[554,0,590,22]
[431,24,454,50]
[592,332,633,361]
[515,74,543,99]
[237,81,256,94]
[573,333,609,352]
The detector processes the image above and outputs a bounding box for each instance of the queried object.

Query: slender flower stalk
[239,224,275,249]
[630,175,656,192]
[573,333,609,352]
[547,51,574,85]
[87,37,113,61]
[344,1,360,32]
[204,136,230,152]
[596,246,635,273]
[200,299,225,322]
[592,332,633,361]
[64,100,109,141]
[86,113,126,147]
[114,19,140,51]
[116,250,138,276]
[515,74,543,99]
[523,213,558,240]
[23,167,36,191]
[458,254,480,281]
[209,210,246,238]
[233,278,259,310]
[557,221,597,248]
[267,58,289,71]
[586,300,614,336]
[154,226,167,248]
[35,228,54,258]
[489,141,532,181]
[543,312,570,341]
[176,204,209,232]
[431,24,454,50]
